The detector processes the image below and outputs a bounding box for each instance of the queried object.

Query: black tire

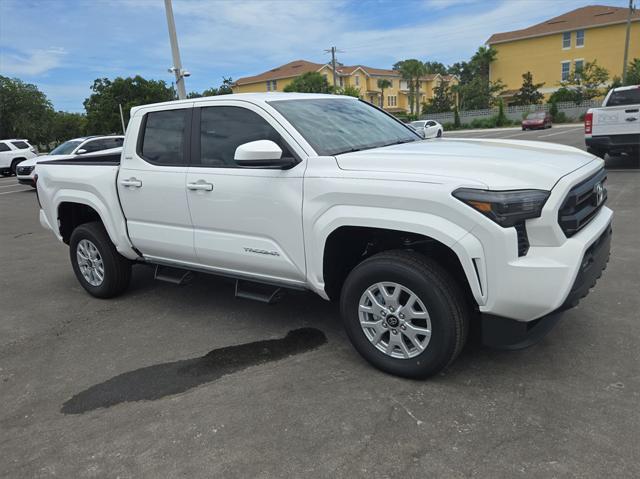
[340,250,469,378]
[69,222,131,298]
[587,146,606,159]
[10,159,23,176]
[522,126,526,131]
[436,129,443,138]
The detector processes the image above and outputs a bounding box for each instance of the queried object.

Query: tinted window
[607,89,640,107]
[50,140,82,155]
[0,142,10,152]
[269,99,419,156]
[426,121,436,127]
[140,110,186,165]
[11,141,29,149]
[81,140,108,153]
[197,106,287,167]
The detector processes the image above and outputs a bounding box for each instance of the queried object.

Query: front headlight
[453,188,550,227]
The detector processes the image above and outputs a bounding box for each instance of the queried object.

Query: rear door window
[11,141,29,149]
[138,110,188,165]
[0,142,10,152]
[606,89,640,107]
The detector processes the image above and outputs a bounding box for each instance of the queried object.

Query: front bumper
[482,222,611,349]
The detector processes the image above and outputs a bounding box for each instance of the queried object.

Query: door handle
[626,117,638,122]
[187,181,214,191]
[120,178,142,188]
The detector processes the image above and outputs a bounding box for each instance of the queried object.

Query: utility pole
[622,0,636,84]
[324,46,342,91]
[164,0,188,99]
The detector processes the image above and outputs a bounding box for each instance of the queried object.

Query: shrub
[549,100,559,121]
[495,98,508,127]
[453,106,461,128]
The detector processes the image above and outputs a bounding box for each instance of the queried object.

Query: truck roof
[129,92,353,116]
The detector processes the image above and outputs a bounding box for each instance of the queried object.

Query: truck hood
[335,138,598,190]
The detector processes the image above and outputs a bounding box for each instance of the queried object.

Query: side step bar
[154,265,194,285]
[235,279,285,305]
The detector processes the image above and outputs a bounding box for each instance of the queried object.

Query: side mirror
[234,140,294,169]
[76,149,87,155]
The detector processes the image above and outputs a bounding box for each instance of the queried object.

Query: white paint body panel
[35,93,613,323]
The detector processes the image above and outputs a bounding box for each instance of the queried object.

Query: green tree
[495,98,507,126]
[624,58,640,85]
[283,72,332,93]
[610,76,623,89]
[393,59,427,115]
[513,71,544,105]
[83,76,176,134]
[376,78,392,108]
[449,46,502,110]
[549,87,582,104]
[549,99,559,122]
[0,75,54,146]
[560,60,610,101]
[50,111,87,143]
[423,80,453,114]
[187,77,235,98]
[337,85,361,98]
[423,61,447,75]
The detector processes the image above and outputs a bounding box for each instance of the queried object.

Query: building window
[266,80,277,91]
[387,95,397,107]
[574,59,584,79]
[576,29,584,47]
[400,80,408,90]
[354,75,360,86]
[561,61,571,81]
[339,76,344,87]
[562,31,571,49]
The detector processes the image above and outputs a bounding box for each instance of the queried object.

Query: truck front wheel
[69,222,131,298]
[340,250,469,378]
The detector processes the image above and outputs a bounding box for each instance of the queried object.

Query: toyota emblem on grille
[594,182,605,206]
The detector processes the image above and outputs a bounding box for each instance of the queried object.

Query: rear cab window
[606,88,640,107]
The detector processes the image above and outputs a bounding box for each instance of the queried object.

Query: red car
[522,111,552,130]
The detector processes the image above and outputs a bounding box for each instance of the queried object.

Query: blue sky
[0,0,629,112]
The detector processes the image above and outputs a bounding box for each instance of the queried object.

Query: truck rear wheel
[69,222,131,298]
[340,250,469,378]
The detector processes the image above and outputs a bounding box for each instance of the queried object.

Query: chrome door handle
[120,178,142,188]
[187,181,213,191]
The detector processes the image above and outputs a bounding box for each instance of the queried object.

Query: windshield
[50,140,82,155]
[410,121,426,127]
[526,112,545,120]
[268,98,419,156]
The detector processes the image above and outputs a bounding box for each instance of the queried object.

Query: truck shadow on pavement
[61,327,327,415]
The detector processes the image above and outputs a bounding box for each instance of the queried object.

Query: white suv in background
[0,139,38,176]
[16,135,124,186]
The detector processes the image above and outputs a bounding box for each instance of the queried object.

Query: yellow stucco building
[232,60,458,114]
[487,5,640,101]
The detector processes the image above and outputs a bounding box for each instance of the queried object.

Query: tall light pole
[622,0,636,84]
[164,0,188,99]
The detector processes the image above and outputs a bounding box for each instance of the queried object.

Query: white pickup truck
[36,93,612,378]
[585,84,640,159]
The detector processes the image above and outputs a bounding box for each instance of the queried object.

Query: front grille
[17,166,34,175]
[558,168,607,237]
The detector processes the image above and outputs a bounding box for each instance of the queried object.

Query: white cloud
[0,47,67,76]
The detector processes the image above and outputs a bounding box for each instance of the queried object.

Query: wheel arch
[318,221,485,307]
[52,193,138,259]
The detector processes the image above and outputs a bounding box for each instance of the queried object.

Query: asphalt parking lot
[1,133,639,478]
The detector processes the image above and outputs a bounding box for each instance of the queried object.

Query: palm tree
[393,59,427,116]
[377,79,392,108]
